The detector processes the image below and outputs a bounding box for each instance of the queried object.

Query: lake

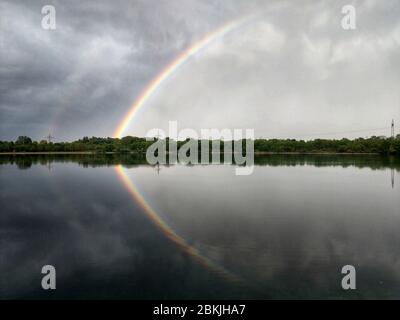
[1,154,399,299]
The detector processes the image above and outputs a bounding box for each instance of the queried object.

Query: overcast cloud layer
[1,0,399,141]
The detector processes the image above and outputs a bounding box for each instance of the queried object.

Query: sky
[0,0,399,141]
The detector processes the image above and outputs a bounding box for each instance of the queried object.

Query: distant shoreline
[2,136,399,155]
[0,151,382,155]
[0,151,97,155]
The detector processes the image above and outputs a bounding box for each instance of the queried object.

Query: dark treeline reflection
[1,153,400,171]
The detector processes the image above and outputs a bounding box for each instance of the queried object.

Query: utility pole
[46,133,54,143]
[155,129,161,175]
[391,119,395,138]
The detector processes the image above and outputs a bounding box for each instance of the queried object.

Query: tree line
[1,135,400,154]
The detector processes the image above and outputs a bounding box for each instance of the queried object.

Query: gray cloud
[1,0,399,141]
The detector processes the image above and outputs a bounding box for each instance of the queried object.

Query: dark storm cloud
[0,0,235,140]
[1,0,399,140]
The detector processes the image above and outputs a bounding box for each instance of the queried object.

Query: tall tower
[391,119,395,138]
[46,133,54,143]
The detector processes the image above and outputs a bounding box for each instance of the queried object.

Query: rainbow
[113,15,255,138]
[115,165,241,282]
[112,16,258,282]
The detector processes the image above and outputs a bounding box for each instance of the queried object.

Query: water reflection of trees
[253,154,400,171]
[1,154,400,171]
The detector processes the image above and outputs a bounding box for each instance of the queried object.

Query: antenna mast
[391,119,395,138]
[46,133,54,143]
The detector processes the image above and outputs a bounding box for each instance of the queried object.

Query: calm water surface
[1,154,399,299]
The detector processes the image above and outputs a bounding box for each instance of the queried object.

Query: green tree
[16,136,32,145]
